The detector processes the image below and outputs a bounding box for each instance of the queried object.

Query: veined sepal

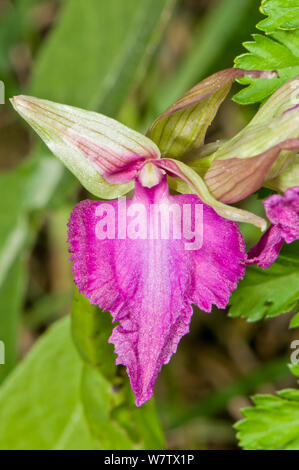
[11,95,161,199]
[203,77,299,202]
[147,68,277,160]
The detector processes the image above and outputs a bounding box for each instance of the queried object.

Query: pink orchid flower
[11,69,299,406]
[247,186,299,269]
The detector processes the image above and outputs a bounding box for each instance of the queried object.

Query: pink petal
[68,178,245,406]
[246,186,299,268]
[264,186,299,243]
[246,225,284,269]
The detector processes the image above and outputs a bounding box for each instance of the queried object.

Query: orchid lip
[68,177,246,405]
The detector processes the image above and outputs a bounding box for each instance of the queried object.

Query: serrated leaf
[235,363,299,450]
[277,389,299,401]
[258,0,299,32]
[234,0,299,104]
[290,312,299,328]
[0,318,96,450]
[229,241,299,321]
[237,397,299,450]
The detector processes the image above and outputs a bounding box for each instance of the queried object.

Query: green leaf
[291,364,299,377]
[235,364,299,450]
[0,170,29,383]
[0,296,165,450]
[81,364,165,450]
[0,317,96,450]
[290,312,299,328]
[71,290,165,450]
[0,171,28,287]
[234,0,299,104]
[0,0,41,94]
[0,154,71,288]
[29,0,174,114]
[0,155,65,381]
[229,241,299,321]
[258,0,299,32]
[19,154,64,211]
[0,257,26,384]
[71,290,116,381]
[147,0,258,122]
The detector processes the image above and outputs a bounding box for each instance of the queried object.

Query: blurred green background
[0,0,297,449]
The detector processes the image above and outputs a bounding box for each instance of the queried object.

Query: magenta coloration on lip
[246,186,299,268]
[68,177,246,406]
